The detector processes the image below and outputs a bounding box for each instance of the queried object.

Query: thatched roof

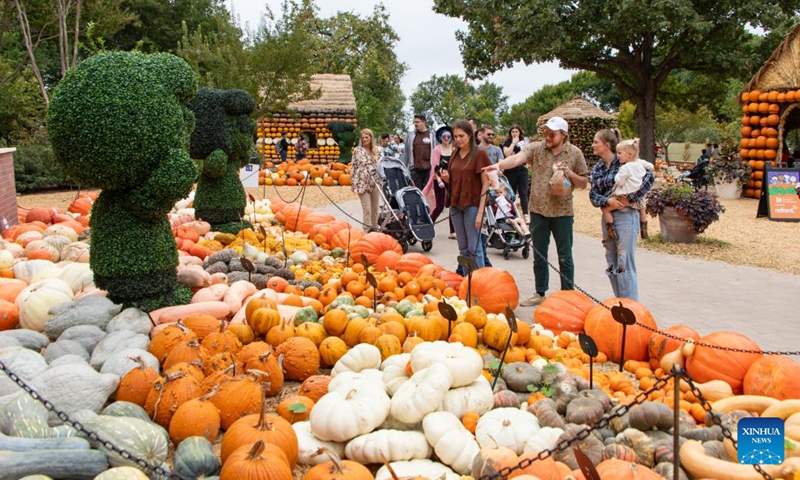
[744,24,800,93]
[288,74,356,113]
[537,96,616,125]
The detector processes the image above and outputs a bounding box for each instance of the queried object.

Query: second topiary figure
[327,121,357,164]
[188,88,257,233]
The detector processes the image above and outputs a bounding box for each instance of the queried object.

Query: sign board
[757,166,800,221]
[239,164,260,188]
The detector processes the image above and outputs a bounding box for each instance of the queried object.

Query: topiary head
[47,51,198,190]
[188,88,256,162]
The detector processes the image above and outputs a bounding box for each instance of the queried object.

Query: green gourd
[0,449,108,479]
[174,436,221,479]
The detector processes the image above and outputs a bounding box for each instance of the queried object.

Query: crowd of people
[347,114,654,303]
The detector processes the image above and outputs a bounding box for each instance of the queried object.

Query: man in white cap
[489,116,588,306]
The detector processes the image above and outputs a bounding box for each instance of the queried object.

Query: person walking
[590,129,654,301]
[489,116,588,306]
[441,119,492,270]
[502,124,531,223]
[351,129,382,232]
[404,115,437,189]
[423,125,456,239]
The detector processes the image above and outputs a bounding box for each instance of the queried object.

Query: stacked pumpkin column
[739,89,795,198]
[256,111,357,165]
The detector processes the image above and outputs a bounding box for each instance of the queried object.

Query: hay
[537,96,617,125]
[288,74,357,114]
[744,24,800,93]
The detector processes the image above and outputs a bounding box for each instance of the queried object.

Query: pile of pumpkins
[258,159,351,187]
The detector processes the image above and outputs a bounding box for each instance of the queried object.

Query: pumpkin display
[244,351,284,396]
[0,299,19,331]
[275,337,321,381]
[743,355,800,400]
[532,290,594,334]
[583,298,658,364]
[219,440,293,480]
[115,356,161,407]
[144,365,204,427]
[457,267,519,314]
[647,324,700,370]
[394,253,434,276]
[303,447,374,480]
[350,232,403,266]
[423,411,481,474]
[276,395,315,424]
[309,382,390,443]
[685,331,762,394]
[210,374,264,430]
[174,436,221,479]
[298,375,331,403]
[221,386,298,466]
[390,363,453,424]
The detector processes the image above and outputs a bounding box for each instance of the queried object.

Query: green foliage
[654,104,716,161]
[645,184,726,234]
[327,121,357,164]
[502,72,619,136]
[12,129,68,192]
[410,74,508,128]
[433,0,798,161]
[705,141,751,186]
[47,51,198,307]
[188,87,257,226]
[617,101,637,139]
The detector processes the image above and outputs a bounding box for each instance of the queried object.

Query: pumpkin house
[536,96,617,166]
[256,74,357,165]
[739,23,800,198]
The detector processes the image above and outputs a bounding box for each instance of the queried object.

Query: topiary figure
[47,51,198,309]
[327,121,357,164]
[188,87,257,234]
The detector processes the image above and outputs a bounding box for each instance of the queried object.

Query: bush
[13,129,69,192]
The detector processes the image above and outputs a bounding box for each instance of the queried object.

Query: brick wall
[0,148,18,234]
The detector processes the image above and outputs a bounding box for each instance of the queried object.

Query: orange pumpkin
[457,267,519,314]
[0,299,19,330]
[350,232,403,266]
[276,395,315,423]
[298,375,331,403]
[533,290,594,334]
[374,250,402,272]
[583,298,657,364]
[743,355,800,400]
[394,253,434,276]
[685,331,762,394]
[647,324,700,369]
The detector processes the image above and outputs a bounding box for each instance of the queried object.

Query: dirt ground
[16,185,800,275]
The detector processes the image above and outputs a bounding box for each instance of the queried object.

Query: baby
[495,183,530,240]
[602,139,654,241]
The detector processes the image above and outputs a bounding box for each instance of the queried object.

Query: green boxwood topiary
[327,121,357,164]
[187,87,257,228]
[47,51,198,307]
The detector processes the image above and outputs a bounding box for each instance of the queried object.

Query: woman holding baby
[589,129,654,301]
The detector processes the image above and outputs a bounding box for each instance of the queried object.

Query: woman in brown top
[440,119,492,268]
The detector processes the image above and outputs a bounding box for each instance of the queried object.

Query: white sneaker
[520,293,545,306]
[523,214,530,224]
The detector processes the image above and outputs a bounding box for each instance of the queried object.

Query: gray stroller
[374,156,435,253]
[485,174,530,259]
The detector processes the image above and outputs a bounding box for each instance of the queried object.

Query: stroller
[374,156,436,253]
[677,159,710,190]
[485,174,530,260]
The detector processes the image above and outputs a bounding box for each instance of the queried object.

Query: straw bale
[288,74,356,114]
[744,24,800,93]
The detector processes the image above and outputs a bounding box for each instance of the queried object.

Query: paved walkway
[316,200,800,356]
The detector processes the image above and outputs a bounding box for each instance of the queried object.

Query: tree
[654,104,714,162]
[501,71,618,136]
[410,74,507,128]
[433,0,798,161]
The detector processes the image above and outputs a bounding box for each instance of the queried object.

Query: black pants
[504,166,530,215]
[411,168,430,190]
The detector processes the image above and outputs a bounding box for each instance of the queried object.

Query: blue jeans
[480,233,492,267]
[451,206,484,274]
[530,212,574,294]
[603,208,640,300]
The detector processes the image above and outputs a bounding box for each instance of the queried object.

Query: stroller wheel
[422,240,433,252]
[503,248,510,260]
[522,245,530,259]
[408,238,417,246]
[400,240,409,254]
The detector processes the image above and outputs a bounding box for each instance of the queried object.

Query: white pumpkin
[15,279,74,332]
[331,343,382,377]
[422,411,480,474]
[380,352,410,371]
[57,262,94,294]
[0,347,48,397]
[42,224,79,243]
[60,242,90,263]
[0,249,14,269]
[476,407,541,454]
[345,429,431,464]
[382,362,409,396]
[523,426,565,454]
[390,363,452,424]
[438,375,494,418]
[12,259,56,283]
[24,240,61,262]
[410,340,482,387]
[292,421,346,466]
[375,459,460,480]
[327,369,385,393]
[310,384,390,442]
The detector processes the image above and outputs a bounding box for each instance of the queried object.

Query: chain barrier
[528,241,800,356]
[681,371,772,480]
[0,359,178,480]
[479,372,677,480]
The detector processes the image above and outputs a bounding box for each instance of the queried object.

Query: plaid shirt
[589,156,654,207]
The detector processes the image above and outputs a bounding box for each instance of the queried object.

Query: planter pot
[658,206,697,243]
[714,178,742,199]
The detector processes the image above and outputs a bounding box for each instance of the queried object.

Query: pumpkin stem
[380,452,401,480]
[311,447,345,474]
[130,355,147,371]
[255,381,272,431]
[164,370,186,382]
[219,319,227,334]
[228,352,237,376]
[247,439,266,460]
[200,384,219,401]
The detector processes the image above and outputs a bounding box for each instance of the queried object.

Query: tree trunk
[71,0,82,68]
[633,81,658,163]
[13,0,48,106]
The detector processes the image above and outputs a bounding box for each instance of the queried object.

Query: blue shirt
[589,156,654,207]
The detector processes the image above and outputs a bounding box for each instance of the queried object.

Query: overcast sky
[228,0,575,109]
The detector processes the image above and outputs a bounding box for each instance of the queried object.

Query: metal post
[673,365,681,480]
